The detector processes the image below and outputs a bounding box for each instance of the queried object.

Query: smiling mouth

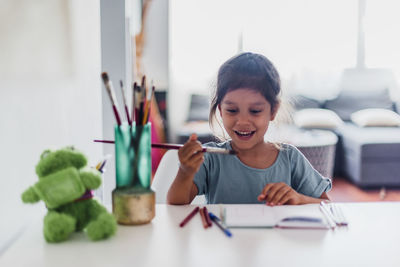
[234,130,255,137]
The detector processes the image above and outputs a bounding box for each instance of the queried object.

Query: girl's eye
[250,110,262,114]
[226,109,238,113]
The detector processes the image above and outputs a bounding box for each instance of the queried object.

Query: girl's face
[219,88,278,151]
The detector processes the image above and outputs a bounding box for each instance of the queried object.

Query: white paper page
[223,204,327,228]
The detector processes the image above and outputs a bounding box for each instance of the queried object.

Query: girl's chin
[231,139,261,151]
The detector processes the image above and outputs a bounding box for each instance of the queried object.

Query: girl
[167,52,331,205]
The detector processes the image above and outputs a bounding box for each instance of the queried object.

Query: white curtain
[365,0,400,81]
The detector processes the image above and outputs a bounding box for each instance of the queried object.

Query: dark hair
[209,52,281,132]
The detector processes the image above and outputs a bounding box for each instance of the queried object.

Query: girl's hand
[178,133,204,176]
[257,182,304,205]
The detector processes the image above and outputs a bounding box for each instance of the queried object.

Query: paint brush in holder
[101,73,155,225]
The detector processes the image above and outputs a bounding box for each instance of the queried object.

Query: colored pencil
[179,207,200,227]
[131,82,137,123]
[142,83,155,125]
[199,207,209,229]
[203,207,212,227]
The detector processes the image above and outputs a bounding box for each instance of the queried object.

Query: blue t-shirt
[193,141,332,204]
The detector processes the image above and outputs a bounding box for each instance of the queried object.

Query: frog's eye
[65,146,75,151]
[40,150,51,159]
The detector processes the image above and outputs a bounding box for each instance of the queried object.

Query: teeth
[235,130,253,136]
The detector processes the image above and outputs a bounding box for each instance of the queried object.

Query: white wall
[0,0,102,254]
[141,0,169,90]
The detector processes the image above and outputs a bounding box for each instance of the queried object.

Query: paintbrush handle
[93,140,236,155]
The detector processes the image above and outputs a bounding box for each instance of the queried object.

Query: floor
[328,177,400,202]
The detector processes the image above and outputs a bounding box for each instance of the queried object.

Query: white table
[1,203,400,267]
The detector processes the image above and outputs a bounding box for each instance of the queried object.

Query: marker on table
[208,212,232,237]
[199,207,209,229]
[203,207,212,227]
[179,207,200,227]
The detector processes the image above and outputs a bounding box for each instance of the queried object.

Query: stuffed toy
[21,147,117,242]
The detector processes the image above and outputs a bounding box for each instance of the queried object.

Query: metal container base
[112,187,155,225]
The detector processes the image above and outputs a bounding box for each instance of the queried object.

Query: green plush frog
[21,147,116,242]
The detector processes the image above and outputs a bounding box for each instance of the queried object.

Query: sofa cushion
[351,108,400,127]
[293,108,343,129]
[324,88,394,121]
[336,123,400,187]
[291,95,324,110]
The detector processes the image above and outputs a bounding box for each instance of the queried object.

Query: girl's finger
[189,133,198,141]
[179,142,202,159]
[192,154,204,166]
[266,183,286,204]
[273,187,291,205]
[260,183,273,196]
[277,191,293,205]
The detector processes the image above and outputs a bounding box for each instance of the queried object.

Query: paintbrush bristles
[101,72,109,83]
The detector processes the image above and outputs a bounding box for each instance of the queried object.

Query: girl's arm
[167,169,199,204]
[295,191,330,204]
[258,182,330,205]
[167,134,204,205]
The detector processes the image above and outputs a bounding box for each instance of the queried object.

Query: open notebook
[223,204,330,229]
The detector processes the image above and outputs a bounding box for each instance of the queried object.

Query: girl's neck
[231,141,279,169]
[230,140,267,157]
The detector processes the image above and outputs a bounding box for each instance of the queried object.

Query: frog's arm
[80,168,102,190]
[21,186,40,203]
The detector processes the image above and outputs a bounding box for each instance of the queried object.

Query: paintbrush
[93,140,237,155]
[101,72,122,126]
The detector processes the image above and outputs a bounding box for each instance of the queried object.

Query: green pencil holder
[114,123,152,189]
[112,123,155,225]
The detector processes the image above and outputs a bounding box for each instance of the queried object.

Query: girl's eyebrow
[221,100,237,105]
[222,101,266,106]
[251,102,267,106]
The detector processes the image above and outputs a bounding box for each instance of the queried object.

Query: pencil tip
[101,72,109,83]
[120,80,123,87]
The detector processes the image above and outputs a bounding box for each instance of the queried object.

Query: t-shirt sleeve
[289,145,332,198]
[193,153,210,195]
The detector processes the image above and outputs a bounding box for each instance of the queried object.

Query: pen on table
[93,140,237,155]
[321,200,346,226]
[119,80,132,125]
[101,72,122,126]
[319,201,336,229]
[179,207,200,227]
[330,203,348,226]
[208,212,232,237]
[199,207,209,229]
